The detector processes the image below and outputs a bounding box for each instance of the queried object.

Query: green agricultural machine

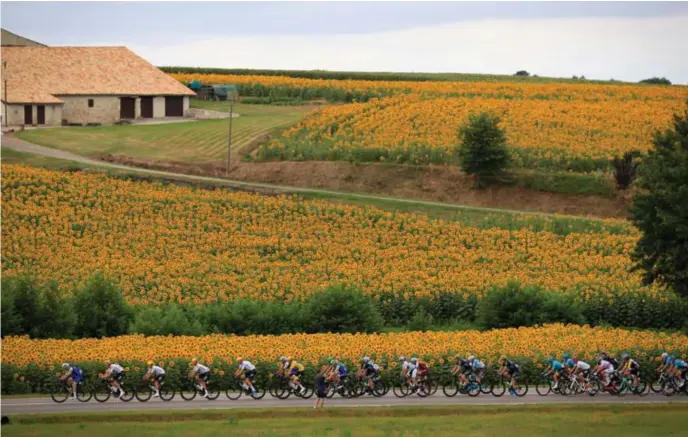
[188,81,238,102]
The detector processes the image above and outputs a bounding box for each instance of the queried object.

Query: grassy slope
[15,103,309,163]
[5,405,688,437]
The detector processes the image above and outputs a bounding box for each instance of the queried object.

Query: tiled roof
[1,46,195,104]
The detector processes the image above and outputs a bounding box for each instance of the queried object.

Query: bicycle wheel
[372,380,387,397]
[299,384,314,399]
[419,380,437,398]
[536,378,551,396]
[393,383,409,398]
[93,381,112,403]
[514,381,528,397]
[442,380,460,397]
[180,383,198,401]
[633,379,648,396]
[205,383,220,400]
[466,383,481,397]
[250,385,266,400]
[661,380,677,396]
[226,383,243,400]
[77,382,93,402]
[649,377,663,393]
[136,385,153,402]
[159,386,175,401]
[51,382,70,403]
[490,382,506,397]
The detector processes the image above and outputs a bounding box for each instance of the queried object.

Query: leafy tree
[457,112,511,187]
[73,274,133,338]
[37,280,75,338]
[514,70,530,77]
[630,102,688,297]
[639,77,671,85]
[304,284,383,334]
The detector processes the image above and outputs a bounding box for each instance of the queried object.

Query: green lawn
[15,102,310,164]
[4,405,687,437]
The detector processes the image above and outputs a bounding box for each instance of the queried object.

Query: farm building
[1,45,195,127]
[1,28,46,47]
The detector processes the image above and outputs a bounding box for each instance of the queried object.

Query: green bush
[457,112,511,187]
[476,281,585,330]
[304,284,384,334]
[406,308,435,331]
[72,274,133,338]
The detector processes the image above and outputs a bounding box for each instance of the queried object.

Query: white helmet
[399,355,406,362]
[467,355,475,361]
[363,356,370,363]
[279,356,287,362]
[661,352,668,359]
[62,363,70,369]
[410,357,418,364]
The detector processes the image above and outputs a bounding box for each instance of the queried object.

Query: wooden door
[37,105,45,125]
[165,96,183,117]
[120,97,135,119]
[24,105,32,124]
[141,97,153,118]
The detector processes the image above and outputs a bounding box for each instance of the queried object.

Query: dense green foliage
[2,275,686,339]
[457,113,511,187]
[639,77,672,85]
[631,102,688,298]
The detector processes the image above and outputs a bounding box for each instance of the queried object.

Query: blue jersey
[336,363,348,376]
[665,355,676,366]
[551,360,564,371]
[673,359,687,368]
[69,365,84,382]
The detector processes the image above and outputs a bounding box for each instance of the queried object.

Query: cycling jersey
[289,361,305,372]
[674,359,687,369]
[108,364,124,374]
[664,355,676,366]
[598,360,613,370]
[459,359,472,372]
[238,361,256,372]
[406,362,417,372]
[575,361,591,371]
[401,361,410,373]
[67,365,84,383]
[336,363,348,377]
[503,360,519,373]
[364,362,379,376]
[551,360,564,371]
[566,359,576,368]
[193,363,210,375]
[471,359,485,370]
[147,365,166,376]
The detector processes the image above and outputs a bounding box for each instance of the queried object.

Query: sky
[2,1,688,82]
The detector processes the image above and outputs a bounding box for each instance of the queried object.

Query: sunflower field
[2,324,686,394]
[170,73,687,171]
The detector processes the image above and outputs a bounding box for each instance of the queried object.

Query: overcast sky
[2,1,687,82]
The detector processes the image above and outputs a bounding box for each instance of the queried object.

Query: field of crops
[1,164,667,307]
[171,73,687,171]
[2,324,686,369]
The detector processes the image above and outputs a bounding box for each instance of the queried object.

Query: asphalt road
[2,392,686,415]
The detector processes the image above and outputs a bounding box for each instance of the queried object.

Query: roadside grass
[15,103,310,163]
[4,404,687,437]
[1,147,92,171]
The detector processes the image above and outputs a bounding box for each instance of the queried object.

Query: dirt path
[2,135,629,219]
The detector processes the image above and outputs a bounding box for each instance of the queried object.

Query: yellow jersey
[289,361,305,372]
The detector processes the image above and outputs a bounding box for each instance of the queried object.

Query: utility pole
[3,61,8,127]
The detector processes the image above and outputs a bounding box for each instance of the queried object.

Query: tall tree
[630,101,688,297]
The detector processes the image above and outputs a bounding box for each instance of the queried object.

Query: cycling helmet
[566,358,575,367]
[562,353,570,360]
[279,356,287,362]
[399,355,406,362]
[330,360,337,365]
[147,360,154,366]
[621,352,629,360]
[191,358,198,365]
[546,357,554,364]
[62,363,70,369]
[363,356,370,363]
[661,352,668,359]
[454,354,461,359]
[499,355,507,363]
[467,355,475,361]
[410,357,418,364]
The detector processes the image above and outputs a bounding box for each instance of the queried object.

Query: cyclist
[101,359,126,398]
[657,352,675,373]
[415,358,430,387]
[143,360,166,398]
[600,351,619,370]
[468,355,485,385]
[619,352,641,390]
[544,357,565,390]
[667,357,687,389]
[287,357,306,394]
[594,355,615,388]
[456,355,474,386]
[497,356,520,396]
[400,356,412,385]
[60,362,84,400]
[359,356,380,393]
[235,357,257,395]
[567,356,591,391]
[330,359,349,389]
[189,358,211,398]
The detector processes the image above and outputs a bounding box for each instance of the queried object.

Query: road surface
[2,392,686,415]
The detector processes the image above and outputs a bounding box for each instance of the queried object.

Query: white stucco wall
[58,96,121,125]
[153,96,166,118]
[183,96,190,116]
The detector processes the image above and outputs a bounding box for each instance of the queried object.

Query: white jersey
[147,365,165,376]
[406,362,417,372]
[109,363,124,374]
[472,359,485,369]
[193,363,210,374]
[238,361,256,371]
[401,361,410,372]
[576,361,591,371]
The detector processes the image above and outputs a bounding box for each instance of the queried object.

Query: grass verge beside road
[4,404,687,436]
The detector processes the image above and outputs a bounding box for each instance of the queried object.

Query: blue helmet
[566,358,575,367]
[562,353,570,360]
[546,357,554,364]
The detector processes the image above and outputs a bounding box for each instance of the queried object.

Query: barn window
[88,99,94,108]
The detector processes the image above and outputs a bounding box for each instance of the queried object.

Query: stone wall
[3,103,62,126]
[58,96,120,125]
